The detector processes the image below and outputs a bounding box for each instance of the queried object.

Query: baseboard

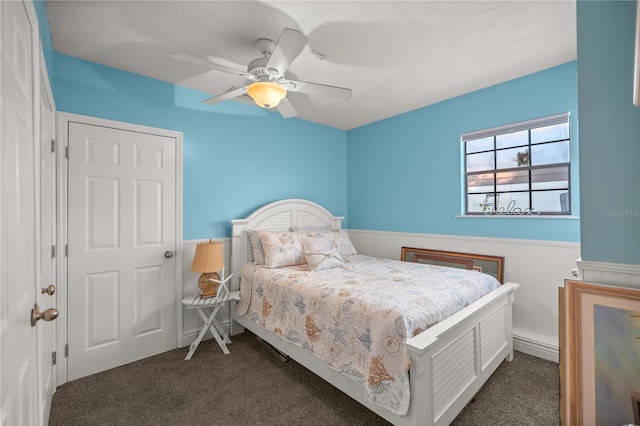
[513,329,559,363]
[180,319,232,349]
[205,324,559,365]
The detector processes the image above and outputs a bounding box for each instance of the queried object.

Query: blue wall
[577,0,640,265]
[347,62,580,242]
[36,2,583,245]
[53,53,348,239]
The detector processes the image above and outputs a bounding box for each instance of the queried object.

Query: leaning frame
[230,199,520,425]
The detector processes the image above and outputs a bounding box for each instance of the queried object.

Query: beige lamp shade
[247,81,287,109]
[191,240,224,273]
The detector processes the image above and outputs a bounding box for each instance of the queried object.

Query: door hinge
[51,245,56,258]
[65,146,69,159]
[51,139,55,153]
[65,245,68,257]
[64,344,69,357]
[52,351,57,366]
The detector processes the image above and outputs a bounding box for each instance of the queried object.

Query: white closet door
[67,122,177,381]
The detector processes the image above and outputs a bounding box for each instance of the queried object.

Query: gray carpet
[49,332,559,425]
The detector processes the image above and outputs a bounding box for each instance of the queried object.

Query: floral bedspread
[236,254,500,415]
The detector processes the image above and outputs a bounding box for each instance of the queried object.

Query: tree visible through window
[463,113,571,215]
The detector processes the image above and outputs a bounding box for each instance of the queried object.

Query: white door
[67,121,177,381]
[0,1,42,425]
[38,69,57,424]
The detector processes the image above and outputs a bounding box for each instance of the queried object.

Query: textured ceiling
[45,0,577,130]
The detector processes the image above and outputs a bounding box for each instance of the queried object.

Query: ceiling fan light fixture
[247,81,287,109]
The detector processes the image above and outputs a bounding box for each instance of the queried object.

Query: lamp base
[199,288,218,299]
[198,272,220,299]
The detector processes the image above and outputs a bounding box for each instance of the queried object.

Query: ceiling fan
[171,28,352,118]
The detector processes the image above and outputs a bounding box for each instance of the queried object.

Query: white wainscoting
[180,239,234,349]
[577,258,640,288]
[348,229,581,362]
[181,232,581,362]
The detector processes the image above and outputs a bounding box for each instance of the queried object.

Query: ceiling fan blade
[170,53,252,79]
[276,97,297,118]
[266,28,308,74]
[202,86,249,105]
[282,79,352,101]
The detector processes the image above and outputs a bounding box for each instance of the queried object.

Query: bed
[230,199,520,425]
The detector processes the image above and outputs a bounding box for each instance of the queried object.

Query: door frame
[55,112,184,385]
[38,42,57,425]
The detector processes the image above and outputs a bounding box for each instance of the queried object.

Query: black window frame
[463,113,571,216]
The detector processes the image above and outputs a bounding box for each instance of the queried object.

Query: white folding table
[182,290,241,359]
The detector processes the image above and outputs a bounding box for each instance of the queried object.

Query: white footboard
[402,281,520,425]
[232,281,519,426]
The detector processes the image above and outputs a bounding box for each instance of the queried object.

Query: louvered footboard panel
[480,303,508,371]
[432,328,477,422]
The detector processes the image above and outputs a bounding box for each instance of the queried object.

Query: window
[463,113,570,216]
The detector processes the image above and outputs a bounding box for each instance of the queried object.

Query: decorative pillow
[247,229,265,265]
[259,230,308,268]
[302,237,345,271]
[306,229,357,257]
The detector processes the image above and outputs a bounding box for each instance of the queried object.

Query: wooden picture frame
[632,390,640,425]
[400,247,504,283]
[563,280,640,426]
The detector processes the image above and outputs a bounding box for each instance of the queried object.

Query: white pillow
[306,229,357,257]
[247,229,265,265]
[259,230,308,268]
[302,237,345,271]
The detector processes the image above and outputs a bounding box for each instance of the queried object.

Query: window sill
[454,214,579,219]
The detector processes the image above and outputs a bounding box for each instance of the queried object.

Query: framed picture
[632,391,640,425]
[400,247,504,283]
[563,280,640,426]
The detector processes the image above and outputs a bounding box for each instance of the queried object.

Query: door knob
[41,284,55,296]
[31,303,59,326]
[164,250,174,259]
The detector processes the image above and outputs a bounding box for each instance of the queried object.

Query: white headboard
[230,199,344,292]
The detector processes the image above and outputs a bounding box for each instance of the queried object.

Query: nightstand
[182,290,241,359]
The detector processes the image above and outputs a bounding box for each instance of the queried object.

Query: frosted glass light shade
[191,240,224,272]
[247,81,287,108]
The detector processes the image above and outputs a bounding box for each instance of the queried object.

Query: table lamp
[191,239,225,299]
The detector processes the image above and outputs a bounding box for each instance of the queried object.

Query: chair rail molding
[576,258,640,288]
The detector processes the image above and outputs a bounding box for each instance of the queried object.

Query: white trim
[462,112,570,141]
[455,214,579,220]
[38,36,57,426]
[55,112,184,385]
[576,258,640,288]
[29,3,44,423]
[576,258,640,275]
[39,46,55,112]
[55,116,69,387]
[181,318,233,348]
[513,329,559,363]
[348,228,580,251]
